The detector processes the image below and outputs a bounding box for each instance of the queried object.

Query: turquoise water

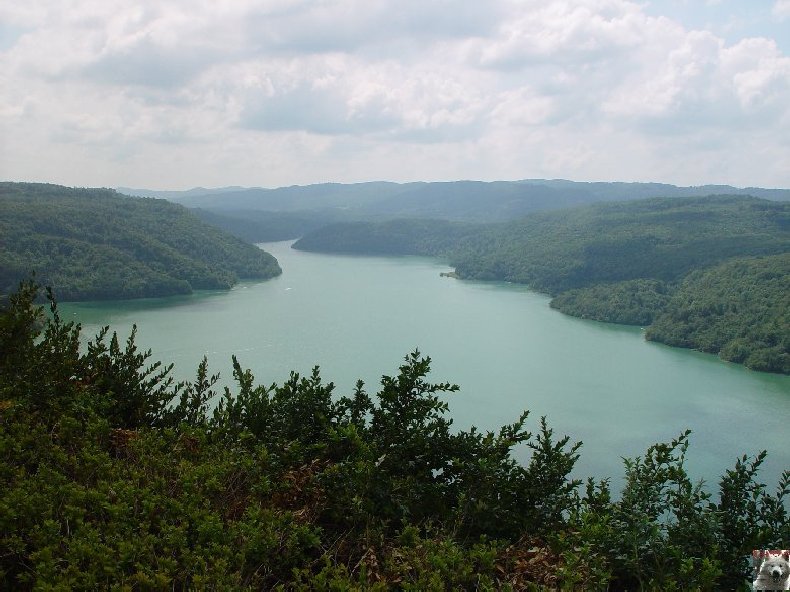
[60,241,790,487]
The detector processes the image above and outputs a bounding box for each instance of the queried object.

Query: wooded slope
[646,254,789,373]
[450,195,788,292]
[0,183,281,301]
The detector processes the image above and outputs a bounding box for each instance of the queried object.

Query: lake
[60,241,790,488]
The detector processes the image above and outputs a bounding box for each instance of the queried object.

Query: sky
[1,0,789,190]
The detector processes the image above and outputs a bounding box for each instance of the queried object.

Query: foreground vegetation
[294,196,790,373]
[1,283,787,590]
[0,183,281,301]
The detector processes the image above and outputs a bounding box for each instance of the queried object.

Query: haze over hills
[118,179,790,243]
[116,186,247,200]
[119,180,790,214]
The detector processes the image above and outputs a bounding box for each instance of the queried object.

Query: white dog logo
[753,549,790,591]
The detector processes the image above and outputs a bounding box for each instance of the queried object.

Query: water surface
[61,241,790,487]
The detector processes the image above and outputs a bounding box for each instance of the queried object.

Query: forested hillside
[1,283,787,589]
[295,196,790,373]
[0,183,281,301]
[646,254,790,373]
[293,218,483,256]
[549,279,672,326]
[450,195,787,292]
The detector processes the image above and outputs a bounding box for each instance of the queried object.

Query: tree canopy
[646,254,790,373]
[450,195,788,293]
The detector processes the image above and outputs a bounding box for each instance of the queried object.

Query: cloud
[473,0,653,69]
[241,0,502,53]
[78,39,217,89]
[774,0,790,20]
[0,0,788,189]
[230,54,487,141]
[723,38,790,111]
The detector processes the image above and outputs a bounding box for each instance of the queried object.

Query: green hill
[450,195,788,292]
[549,279,672,326]
[0,183,281,301]
[293,218,482,256]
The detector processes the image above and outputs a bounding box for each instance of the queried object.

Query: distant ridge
[118,179,790,224]
[117,186,246,199]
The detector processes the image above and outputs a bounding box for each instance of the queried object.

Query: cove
[59,241,790,487]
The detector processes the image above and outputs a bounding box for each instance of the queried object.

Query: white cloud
[602,30,724,119]
[723,38,790,110]
[474,0,651,69]
[773,0,790,20]
[228,55,487,143]
[0,0,788,188]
